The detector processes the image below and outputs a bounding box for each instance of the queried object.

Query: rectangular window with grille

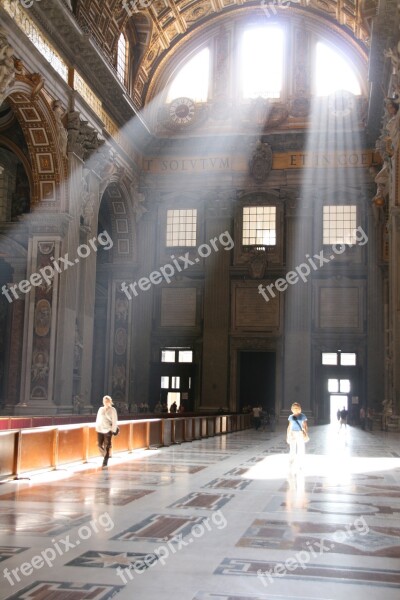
[242,206,276,246]
[166,209,197,247]
[323,206,357,244]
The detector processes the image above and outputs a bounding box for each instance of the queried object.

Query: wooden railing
[0,414,252,480]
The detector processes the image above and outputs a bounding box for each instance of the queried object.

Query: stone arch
[91,181,136,411]
[0,233,27,259]
[0,233,27,410]
[3,74,68,210]
[98,180,136,263]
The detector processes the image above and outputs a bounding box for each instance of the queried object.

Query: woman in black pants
[95,395,118,468]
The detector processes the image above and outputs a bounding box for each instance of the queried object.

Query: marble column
[53,152,83,412]
[200,202,232,411]
[283,199,313,414]
[133,205,156,405]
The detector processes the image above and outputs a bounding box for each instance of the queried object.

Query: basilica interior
[1,1,400,599]
[0,0,399,423]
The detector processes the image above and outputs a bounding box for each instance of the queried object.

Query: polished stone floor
[0,424,400,599]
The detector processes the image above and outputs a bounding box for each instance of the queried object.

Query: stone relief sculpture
[34,299,51,337]
[248,248,267,279]
[112,364,126,390]
[382,398,393,431]
[0,26,15,105]
[52,100,68,156]
[373,91,400,207]
[131,185,147,222]
[74,324,83,371]
[31,350,49,382]
[115,295,129,322]
[248,140,272,184]
[80,171,95,230]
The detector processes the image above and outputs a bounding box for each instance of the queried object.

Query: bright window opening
[117,34,128,84]
[167,48,209,103]
[322,352,338,365]
[328,379,339,393]
[179,350,193,363]
[242,207,276,246]
[166,209,197,247]
[328,378,351,393]
[316,42,361,97]
[340,379,351,393]
[171,376,180,389]
[323,205,357,245]
[161,376,169,389]
[340,353,357,366]
[161,350,175,363]
[241,27,283,99]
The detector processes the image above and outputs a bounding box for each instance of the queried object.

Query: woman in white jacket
[95,395,118,468]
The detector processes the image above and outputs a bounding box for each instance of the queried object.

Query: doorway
[239,351,275,412]
[330,394,348,424]
[317,351,361,424]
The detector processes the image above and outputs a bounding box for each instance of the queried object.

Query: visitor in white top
[95,395,118,468]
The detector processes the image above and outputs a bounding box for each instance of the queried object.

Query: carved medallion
[249,141,273,184]
[248,248,268,279]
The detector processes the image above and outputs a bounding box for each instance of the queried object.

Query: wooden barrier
[0,414,251,480]
[172,418,184,444]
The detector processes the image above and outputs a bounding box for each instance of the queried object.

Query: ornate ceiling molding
[73,0,372,107]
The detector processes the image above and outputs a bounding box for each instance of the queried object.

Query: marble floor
[0,424,400,600]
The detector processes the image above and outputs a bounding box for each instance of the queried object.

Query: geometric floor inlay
[0,546,28,564]
[264,496,400,517]
[108,463,205,474]
[203,478,252,490]
[111,513,206,543]
[236,518,400,557]
[214,557,400,588]
[3,581,123,599]
[223,468,250,476]
[65,550,158,569]
[193,594,333,600]
[0,507,91,535]
[168,492,233,510]
[0,485,154,506]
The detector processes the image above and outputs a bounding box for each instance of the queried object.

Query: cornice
[25,0,147,132]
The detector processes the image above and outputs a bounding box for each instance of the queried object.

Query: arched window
[316,42,361,96]
[241,27,284,99]
[166,48,210,103]
[117,33,128,85]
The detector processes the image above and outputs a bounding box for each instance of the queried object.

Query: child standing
[287,402,308,467]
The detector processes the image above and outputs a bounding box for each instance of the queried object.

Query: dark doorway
[239,351,275,412]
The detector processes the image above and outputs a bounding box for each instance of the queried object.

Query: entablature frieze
[19,212,72,237]
[141,149,379,178]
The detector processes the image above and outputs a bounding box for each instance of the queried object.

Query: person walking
[96,395,118,469]
[339,406,348,430]
[287,402,308,468]
[252,405,262,430]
